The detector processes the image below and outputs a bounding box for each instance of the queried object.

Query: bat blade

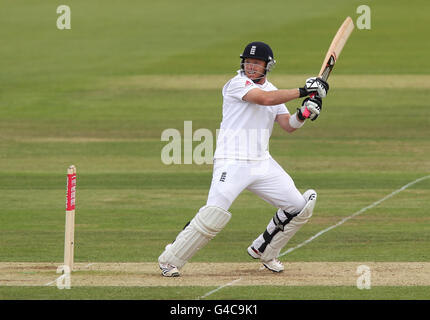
[318,16,355,81]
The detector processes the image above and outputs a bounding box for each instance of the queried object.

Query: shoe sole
[247,247,284,273]
[161,269,180,277]
[247,246,260,260]
[160,265,180,277]
[262,263,284,273]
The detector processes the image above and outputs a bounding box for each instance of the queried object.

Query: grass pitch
[0,0,429,300]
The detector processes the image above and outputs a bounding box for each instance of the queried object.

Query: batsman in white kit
[159,41,329,276]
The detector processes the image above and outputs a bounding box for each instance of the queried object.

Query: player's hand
[297,96,322,121]
[299,77,329,98]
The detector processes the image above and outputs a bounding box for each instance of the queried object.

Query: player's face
[243,58,266,81]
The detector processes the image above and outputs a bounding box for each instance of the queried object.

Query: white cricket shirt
[214,71,289,160]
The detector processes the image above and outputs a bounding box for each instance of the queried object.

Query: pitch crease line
[44,276,62,287]
[198,174,430,299]
[197,278,242,300]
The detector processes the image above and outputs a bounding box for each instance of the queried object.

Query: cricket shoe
[159,243,180,277]
[261,258,284,273]
[247,246,261,259]
[159,263,180,277]
[247,246,284,273]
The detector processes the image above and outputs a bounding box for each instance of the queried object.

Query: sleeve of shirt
[277,103,289,115]
[224,76,258,101]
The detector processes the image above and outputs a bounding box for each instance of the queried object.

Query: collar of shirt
[237,70,268,89]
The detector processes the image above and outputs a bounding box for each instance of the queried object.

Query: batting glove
[297,96,323,121]
[299,77,329,98]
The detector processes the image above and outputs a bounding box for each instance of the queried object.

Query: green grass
[0,286,429,300]
[1,0,430,300]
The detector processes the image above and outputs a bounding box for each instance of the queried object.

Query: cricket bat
[317,16,355,82]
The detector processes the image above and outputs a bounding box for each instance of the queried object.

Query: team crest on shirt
[220,172,227,182]
[245,80,252,87]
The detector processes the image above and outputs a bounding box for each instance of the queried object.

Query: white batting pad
[260,190,317,262]
[158,206,231,269]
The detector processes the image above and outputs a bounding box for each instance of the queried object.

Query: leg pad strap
[260,190,317,261]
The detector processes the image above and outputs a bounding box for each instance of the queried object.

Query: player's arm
[242,77,328,106]
[243,88,300,106]
[276,113,299,133]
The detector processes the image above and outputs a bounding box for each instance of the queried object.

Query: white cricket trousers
[206,157,306,214]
